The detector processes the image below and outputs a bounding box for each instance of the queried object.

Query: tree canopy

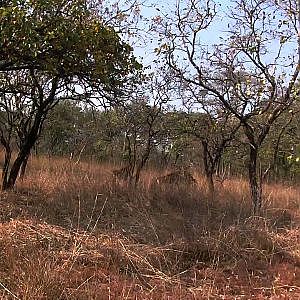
[0,0,142,190]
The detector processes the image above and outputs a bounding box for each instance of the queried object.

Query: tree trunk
[2,114,43,190]
[248,145,262,214]
[202,141,215,200]
[134,153,150,185]
[134,164,142,185]
[19,152,30,179]
[4,147,32,190]
[2,147,11,190]
[134,134,152,185]
[206,171,215,201]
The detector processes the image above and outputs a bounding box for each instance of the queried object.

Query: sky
[129,0,297,81]
[130,0,231,67]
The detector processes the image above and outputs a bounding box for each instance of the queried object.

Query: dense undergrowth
[0,155,299,299]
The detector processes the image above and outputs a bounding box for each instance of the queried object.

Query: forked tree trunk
[2,114,42,191]
[4,147,32,190]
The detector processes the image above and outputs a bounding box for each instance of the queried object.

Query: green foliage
[40,101,84,155]
[0,0,142,89]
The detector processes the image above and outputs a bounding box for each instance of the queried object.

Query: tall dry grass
[0,154,299,299]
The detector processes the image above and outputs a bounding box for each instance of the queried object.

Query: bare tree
[184,110,240,200]
[158,0,300,212]
[116,73,171,184]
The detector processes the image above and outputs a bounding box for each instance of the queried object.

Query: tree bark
[5,145,33,190]
[2,147,11,190]
[19,152,30,179]
[134,151,150,185]
[248,144,262,214]
[206,171,215,201]
[2,114,43,190]
[202,141,215,200]
[134,130,153,185]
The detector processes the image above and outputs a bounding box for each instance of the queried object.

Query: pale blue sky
[132,0,231,66]
[130,0,296,81]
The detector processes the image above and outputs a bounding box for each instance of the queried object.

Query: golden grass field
[0,155,299,299]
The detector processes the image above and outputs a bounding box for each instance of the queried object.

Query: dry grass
[0,154,299,299]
